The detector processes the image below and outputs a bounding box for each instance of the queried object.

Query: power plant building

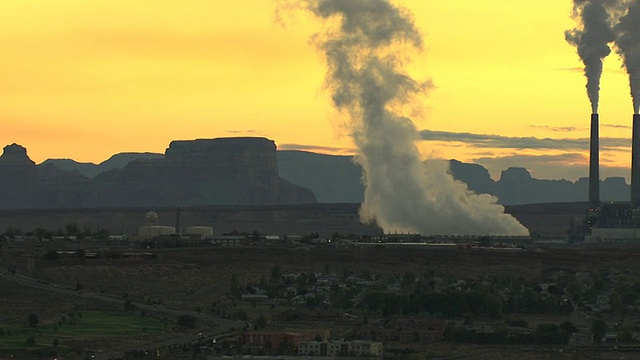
[139,226,176,238]
[586,228,640,243]
[138,211,176,239]
[136,211,215,240]
[583,114,640,243]
[186,226,214,239]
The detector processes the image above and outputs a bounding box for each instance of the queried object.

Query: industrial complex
[584,113,640,243]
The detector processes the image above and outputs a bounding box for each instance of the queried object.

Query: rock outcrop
[0,144,38,182]
[274,151,632,205]
[42,152,163,178]
[0,144,41,208]
[494,167,577,205]
[89,137,316,207]
[11,144,634,207]
[277,151,365,203]
[0,138,316,209]
[448,160,497,196]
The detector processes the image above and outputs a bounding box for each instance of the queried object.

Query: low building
[585,228,640,243]
[241,294,269,302]
[274,309,344,322]
[297,340,382,358]
[355,318,447,343]
[209,235,248,246]
[242,330,329,352]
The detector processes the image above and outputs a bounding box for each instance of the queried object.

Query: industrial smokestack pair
[592,113,640,208]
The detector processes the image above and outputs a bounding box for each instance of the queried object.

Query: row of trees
[3,225,111,241]
[444,321,578,345]
[357,286,572,318]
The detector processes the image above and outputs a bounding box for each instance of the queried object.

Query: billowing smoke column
[566,0,617,208]
[615,0,640,114]
[566,0,617,114]
[287,0,528,235]
[614,1,640,206]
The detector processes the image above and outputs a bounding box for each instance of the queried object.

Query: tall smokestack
[589,113,600,207]
[632,114,640,208]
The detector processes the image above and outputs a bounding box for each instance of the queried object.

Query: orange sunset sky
[0,1,636,181]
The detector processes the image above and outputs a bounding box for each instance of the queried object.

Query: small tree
[177,314,197,329]
[123,300,135,312]
[230,273,240,299]
[33,228,51,241]
[270,265,282,282]
[5,227,22,238]
[28,313,39,328]
[591,319,607,343]
[234,310,248,321]
[254,314,267,330]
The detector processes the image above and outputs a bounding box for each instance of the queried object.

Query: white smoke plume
[281,0,529,235]
[566,0,618,113]
[614,0,640,114]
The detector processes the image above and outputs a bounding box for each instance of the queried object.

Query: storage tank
[139,225,176,239]
[186,226,214,239]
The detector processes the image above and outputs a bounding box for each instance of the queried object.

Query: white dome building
[139,211,175,239]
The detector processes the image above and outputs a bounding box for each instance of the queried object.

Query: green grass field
[0,310,172,352]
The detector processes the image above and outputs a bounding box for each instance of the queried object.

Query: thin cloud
[528,125,584,132]
[225,130,261,135]
[555,67,626,75]
[603,124,632,129]
[555,67,583,72]
[475,153,587,166]
[420,129,630,151]
[279,143,355,154]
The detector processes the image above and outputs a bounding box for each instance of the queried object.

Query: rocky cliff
[89,137,316,207]
[21,146,635,207]
[0,138,316,209]
[277,151,364,203]
[42,152,163,178]
[275,151,632,205]
[0,144,40,208]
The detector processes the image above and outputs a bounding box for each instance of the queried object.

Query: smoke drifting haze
[615,0,640,114]
[282,0,528,235]
[566,0,617,113]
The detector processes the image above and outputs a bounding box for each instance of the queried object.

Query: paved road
[2,271,245,359]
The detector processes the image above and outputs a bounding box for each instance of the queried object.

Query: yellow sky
[0,1,635,180]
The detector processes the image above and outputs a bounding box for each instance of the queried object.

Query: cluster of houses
[297,340,383,357]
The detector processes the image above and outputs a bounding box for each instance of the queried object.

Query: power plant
[564,0,640,242]
[583,114,640,243]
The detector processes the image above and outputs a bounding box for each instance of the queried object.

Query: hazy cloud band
[419,129,630,151]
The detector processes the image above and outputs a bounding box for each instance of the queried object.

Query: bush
[28,314,39,328]
[177,314,197,329]
[506,320,528,328]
